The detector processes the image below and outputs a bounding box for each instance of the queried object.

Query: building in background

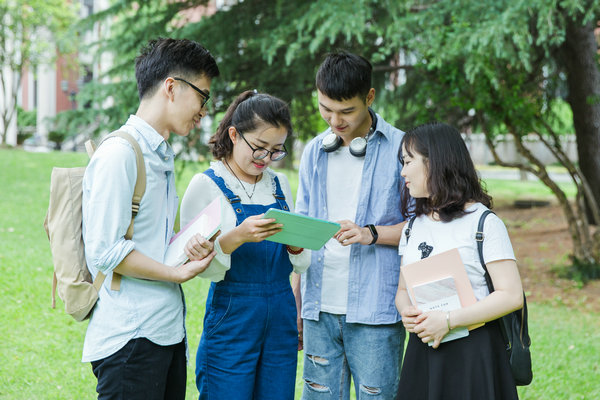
[15,0,232,150]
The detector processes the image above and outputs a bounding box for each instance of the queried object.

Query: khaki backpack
[44,131,146,321]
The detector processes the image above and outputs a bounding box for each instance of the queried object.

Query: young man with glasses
[81,38,219,399]
[294,51,407,399]
[180,90,310,400]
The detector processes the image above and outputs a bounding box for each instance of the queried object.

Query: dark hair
[135,38,219,100]
[399,122,492,221]
[316,51,372,101]
[209,90,292,160]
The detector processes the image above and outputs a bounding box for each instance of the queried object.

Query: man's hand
[334,220,373,246]
[175,251,217,283]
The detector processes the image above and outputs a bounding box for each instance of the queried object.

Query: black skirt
[397,320,518,400]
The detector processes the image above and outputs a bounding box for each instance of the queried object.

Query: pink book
[164,197,222,267]
[401,248,483,331]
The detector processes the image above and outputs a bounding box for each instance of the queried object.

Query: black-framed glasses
[173,77,210,108]
[238,131,288,161]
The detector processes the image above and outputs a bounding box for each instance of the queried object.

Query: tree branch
[373,64,414,73]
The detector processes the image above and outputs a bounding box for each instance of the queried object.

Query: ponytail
[209,90,256,160]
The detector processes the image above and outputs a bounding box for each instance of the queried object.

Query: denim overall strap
[203,168,247,221]
[272,175,290,211]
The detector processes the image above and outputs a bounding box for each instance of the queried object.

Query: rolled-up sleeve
[82,138,137,273]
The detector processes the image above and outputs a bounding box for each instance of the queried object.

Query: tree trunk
[562,17,600,225]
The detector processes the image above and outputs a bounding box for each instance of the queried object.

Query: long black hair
[399,122,492,221]
[209,90,292,160]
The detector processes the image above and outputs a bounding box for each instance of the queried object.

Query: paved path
[477,169,572,183]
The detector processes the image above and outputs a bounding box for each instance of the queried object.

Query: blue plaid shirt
[296,112,406,324]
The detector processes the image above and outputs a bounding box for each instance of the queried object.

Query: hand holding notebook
[164,198,222,267]
[261,209,340,250]
[401,248,483,344]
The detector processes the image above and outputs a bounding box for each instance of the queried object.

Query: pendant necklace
[224,159,258,199]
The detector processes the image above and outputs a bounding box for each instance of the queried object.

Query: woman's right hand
[235,214,282,243]
[401,305,422,333]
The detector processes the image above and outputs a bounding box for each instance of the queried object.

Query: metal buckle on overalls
[228,196,241,204]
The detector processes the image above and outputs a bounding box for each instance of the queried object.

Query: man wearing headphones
[293,51,407,399]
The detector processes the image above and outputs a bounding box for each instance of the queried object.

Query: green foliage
[16,106,36,144]
[558,257,600,285]
[16,106,36,128]
[69,0,599,144]
[0,0,77,69]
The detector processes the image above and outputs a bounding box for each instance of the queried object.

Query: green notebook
[262,208,341,250]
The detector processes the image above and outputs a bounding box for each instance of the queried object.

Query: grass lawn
[1,148,598,399]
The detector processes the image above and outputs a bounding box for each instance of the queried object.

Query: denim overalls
[196,169,298,400]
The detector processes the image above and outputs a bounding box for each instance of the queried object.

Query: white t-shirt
[180,161,311,281]
[321,147,365,314]
[398,203,516,301]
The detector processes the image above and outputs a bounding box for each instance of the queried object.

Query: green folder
[262,208,341,250]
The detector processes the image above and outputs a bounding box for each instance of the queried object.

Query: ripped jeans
[301,313,405,400]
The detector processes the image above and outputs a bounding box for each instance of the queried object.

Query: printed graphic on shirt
[418,242,433,259]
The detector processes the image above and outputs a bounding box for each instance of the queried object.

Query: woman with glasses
[180,90,310,400]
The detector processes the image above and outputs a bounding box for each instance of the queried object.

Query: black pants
[91,338,186,400]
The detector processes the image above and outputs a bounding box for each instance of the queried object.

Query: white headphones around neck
[321,109,377,157]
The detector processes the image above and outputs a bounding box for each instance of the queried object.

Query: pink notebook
[164,197,222,267]
[401,248,483,331]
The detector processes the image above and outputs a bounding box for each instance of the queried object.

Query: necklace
[224,159,259,199]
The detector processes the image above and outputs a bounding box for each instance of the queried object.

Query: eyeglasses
[173,77,210,108]
[238,131,288,161]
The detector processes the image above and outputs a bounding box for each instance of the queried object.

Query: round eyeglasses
[238,131,288,161]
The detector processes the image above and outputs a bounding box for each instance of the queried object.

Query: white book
[164,197,222,267]
[412,276,469,345]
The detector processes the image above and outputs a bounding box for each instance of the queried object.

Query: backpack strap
[476,210,495,291]
[404,215,417,242]
[91,130,147,291]
[477,209,530,353]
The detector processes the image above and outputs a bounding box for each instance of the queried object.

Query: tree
[75,0,394,164]
[378,0,600,266]
[80,0,600,266]
[0,0,76,145]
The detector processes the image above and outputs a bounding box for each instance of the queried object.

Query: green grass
[0,148,594,399]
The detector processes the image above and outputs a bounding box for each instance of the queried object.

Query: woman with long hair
[395,122,523,399]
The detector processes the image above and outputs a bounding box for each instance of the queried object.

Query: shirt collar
[371,110,392,142]
[125,115,174,158]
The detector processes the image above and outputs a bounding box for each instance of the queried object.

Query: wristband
[286,245,304,255]
[364,224,378,245]
[446,311,451,331]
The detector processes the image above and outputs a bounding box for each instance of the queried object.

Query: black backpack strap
[478,210,531,357]
[404,215,417,243]
[477,210,496,292]
[475,210,494,293]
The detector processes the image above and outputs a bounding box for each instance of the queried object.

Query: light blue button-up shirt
[296,112,406,324]
[81,115,183,362]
